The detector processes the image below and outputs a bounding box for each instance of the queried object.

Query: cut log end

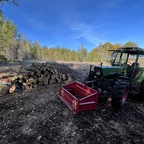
[9,85,16,93]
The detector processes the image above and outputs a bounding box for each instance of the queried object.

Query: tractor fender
[131,71,144,94]
[133,71,144,84]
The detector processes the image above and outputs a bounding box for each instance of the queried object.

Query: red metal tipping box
[59,81,98,114]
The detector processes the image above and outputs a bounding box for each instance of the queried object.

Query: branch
[0,0,18,6]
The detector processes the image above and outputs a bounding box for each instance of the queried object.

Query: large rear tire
[112,79,129,110]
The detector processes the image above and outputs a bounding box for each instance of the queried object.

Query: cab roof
[109,47,144,55]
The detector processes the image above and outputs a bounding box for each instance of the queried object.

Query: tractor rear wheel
[112,79,129,110]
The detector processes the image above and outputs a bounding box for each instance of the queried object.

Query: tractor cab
[110,47,144,79]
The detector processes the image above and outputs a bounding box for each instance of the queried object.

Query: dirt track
[0,62,144,144]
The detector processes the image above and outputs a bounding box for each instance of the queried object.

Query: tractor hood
[95,66,124,77]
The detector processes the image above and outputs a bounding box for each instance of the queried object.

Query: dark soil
[0,62,144,144]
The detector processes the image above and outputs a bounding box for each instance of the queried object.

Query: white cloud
[48,42,62,48]
[69,22,106,45]
[74,33,88,40]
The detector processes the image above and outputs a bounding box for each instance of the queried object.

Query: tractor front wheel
[112,79,129,110]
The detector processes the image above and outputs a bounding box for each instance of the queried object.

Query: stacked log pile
[9,63,70,90]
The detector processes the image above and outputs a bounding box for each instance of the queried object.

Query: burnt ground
[0,61,144,144]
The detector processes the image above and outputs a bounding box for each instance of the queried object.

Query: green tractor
[85,47,144,110]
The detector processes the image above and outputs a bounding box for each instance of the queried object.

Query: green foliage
[31,41,41,60]
[0,12,3,25]
[17,34,32,60]
[87,42,121,62]
[39,46,78,62]
[124,41,138,47]
[77,44,88,62]
[0,54,7,61]
[0,15,17,60]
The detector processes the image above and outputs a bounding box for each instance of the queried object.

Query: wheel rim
[122,87,128,104]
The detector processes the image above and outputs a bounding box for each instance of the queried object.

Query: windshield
[112,52,129,66]
[112,51,144,67]
[112,52,136,66]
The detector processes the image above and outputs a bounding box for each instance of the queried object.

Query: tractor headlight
[96,71,101,76]
[94,67,102,77]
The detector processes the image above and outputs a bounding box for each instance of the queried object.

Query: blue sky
[2,0,144,51]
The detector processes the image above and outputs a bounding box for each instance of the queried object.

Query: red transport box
[59,81,98,114]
